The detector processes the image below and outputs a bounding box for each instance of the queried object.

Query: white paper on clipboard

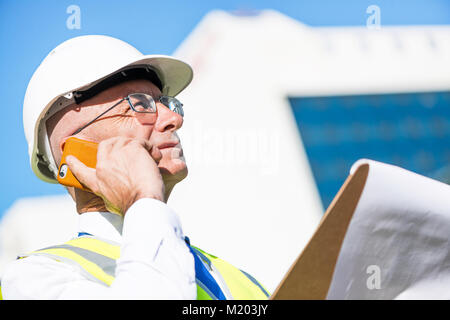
[271,159,450,300]
[326,159,450,299]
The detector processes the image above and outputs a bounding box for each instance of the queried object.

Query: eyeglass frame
[71,93,184,136]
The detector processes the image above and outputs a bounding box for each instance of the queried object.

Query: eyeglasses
[72,93,184,135]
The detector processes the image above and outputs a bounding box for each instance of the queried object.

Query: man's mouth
[158,141,180,150]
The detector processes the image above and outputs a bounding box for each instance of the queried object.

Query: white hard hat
[23,35,193,184]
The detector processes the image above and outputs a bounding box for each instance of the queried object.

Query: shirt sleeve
[1,198,197,300]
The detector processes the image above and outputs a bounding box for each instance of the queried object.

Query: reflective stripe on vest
[17,236,269,300]
[189,245,227,299]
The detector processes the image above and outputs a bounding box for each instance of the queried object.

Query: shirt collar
[77,211,123,243]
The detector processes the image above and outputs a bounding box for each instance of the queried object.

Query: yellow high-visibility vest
[1,235,269,300]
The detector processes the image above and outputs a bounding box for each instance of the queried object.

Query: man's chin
[159,163,188,184]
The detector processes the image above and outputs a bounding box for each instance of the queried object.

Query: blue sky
[0,0,449,218]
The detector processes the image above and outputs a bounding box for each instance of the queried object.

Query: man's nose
[154,102,184,132]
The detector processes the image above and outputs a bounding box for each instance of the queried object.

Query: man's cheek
[135,112,158,126]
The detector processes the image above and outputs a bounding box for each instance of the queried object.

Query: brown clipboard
[270,163,369,300]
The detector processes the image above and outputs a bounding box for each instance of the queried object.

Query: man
[1,35,269,299]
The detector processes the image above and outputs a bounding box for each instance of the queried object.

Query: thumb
[66,155,98,193]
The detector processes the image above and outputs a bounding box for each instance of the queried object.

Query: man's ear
[59,136,73,158]
[59,138,68,154]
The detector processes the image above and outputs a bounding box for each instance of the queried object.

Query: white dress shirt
[1,198,197,299]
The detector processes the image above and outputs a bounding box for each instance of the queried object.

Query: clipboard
[270,163,369,299]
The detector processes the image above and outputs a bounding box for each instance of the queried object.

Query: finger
[98,138,114,158]
[66,155,99,193]
[137,139,162,164]
[150,145,162,164]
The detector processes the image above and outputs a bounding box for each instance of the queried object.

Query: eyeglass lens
[128,93,184,116]
[127,93,157,113]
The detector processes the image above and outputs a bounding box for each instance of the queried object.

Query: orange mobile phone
[57,137,98,191]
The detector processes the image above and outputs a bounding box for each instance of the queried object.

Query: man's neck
[69,188,108,214]
[68,183,174,214]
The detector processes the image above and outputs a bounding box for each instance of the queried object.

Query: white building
[1,10,449,293]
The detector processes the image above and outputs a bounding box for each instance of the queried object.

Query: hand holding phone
[60,136,164,215]
[57,137,98,191]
